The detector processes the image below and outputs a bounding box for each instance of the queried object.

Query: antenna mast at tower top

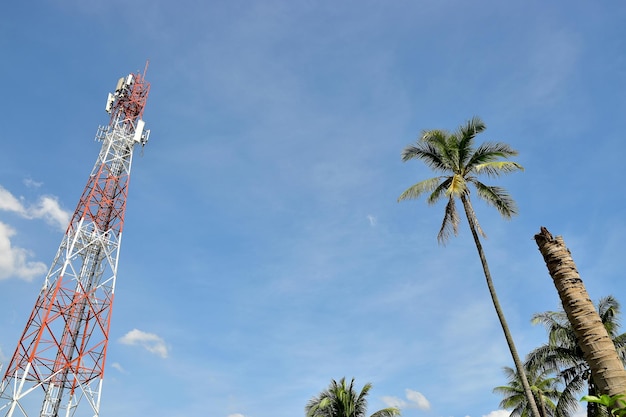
[0,66,151,417]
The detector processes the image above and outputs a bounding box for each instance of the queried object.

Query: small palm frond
[354,381,371,417]
[306,395,333,417]
[531,311,567,328]
[420,129,450,147]
[552,384,579,417]
[531,311,575,347]
[456,116,486,167]
[613,333,626,363]
[370,408,401,417]
[420,129,459,172]
[525,344,563,374]
[471,180,518,218]
[598,296,620,336]
[437,197,460,244]
[398,177,443,202]
[466,142,519,172]
[427,177,452,205]
[474,161,524,178]
[401,140,450,172]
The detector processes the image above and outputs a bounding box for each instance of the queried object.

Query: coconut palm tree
[526,295,626,417]
[494,365,561,417]
[397,117,540,417]
[305,378,400,417]
[534,228,626,403]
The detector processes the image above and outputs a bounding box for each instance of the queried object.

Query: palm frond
[420,129,460,172]
[613,333,626,363]
[370,408,401,417]
[553,384,579,417]
[531,311,576,348]
[471,180,518,218]
[531,311,568,329]
[437,197,460,244]
[306,394,333,417]
[474,161,524,178]
[427,177,452,205]
[398,177,443,202]
[465,142,519,172]
[598,296,620,336]
[456,116,486,167]
[420,129,450,148]
[401,142,451,172]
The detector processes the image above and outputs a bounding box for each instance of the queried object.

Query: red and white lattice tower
[0,64,151,417]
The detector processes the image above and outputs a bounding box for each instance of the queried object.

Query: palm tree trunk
[534,227,626,400]
[460,195,541,417]
[537,392,548,417]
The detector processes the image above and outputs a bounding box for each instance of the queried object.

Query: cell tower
[0,64,151,417]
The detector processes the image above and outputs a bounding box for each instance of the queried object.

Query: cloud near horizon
[119,329,169,358]
[483,409,510,417]
[382,389,431,410]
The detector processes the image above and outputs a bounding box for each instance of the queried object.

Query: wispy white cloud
[110,362,126,373]
[0,222,48,281]
[483,409,510,417]
[119,329,169,358]
[227,414,245,417]
[23,178,43,189]
[0,185,70,231]
[0,186,24,213]
[28,196,71,231]
[0,185,70,281]
[367,214,377,227]
[382,389,431,410]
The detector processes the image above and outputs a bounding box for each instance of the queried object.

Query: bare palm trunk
[534,227,626,400]
[460,195,541,417]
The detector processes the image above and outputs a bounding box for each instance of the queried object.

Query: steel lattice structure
[0,64,151,417]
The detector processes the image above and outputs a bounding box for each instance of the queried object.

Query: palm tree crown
[398,116,523,243]
[398,117,539,417]
[526,296,626,417]
[494,365,561,417]
[305,378,400,417]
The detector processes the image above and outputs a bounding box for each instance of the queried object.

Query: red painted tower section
[0,64,151,417]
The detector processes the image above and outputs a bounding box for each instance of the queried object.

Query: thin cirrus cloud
[119,329,169,359]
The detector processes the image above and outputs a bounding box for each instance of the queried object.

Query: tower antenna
[0,67,151,417]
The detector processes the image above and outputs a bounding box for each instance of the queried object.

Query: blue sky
[1,1,626,417]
